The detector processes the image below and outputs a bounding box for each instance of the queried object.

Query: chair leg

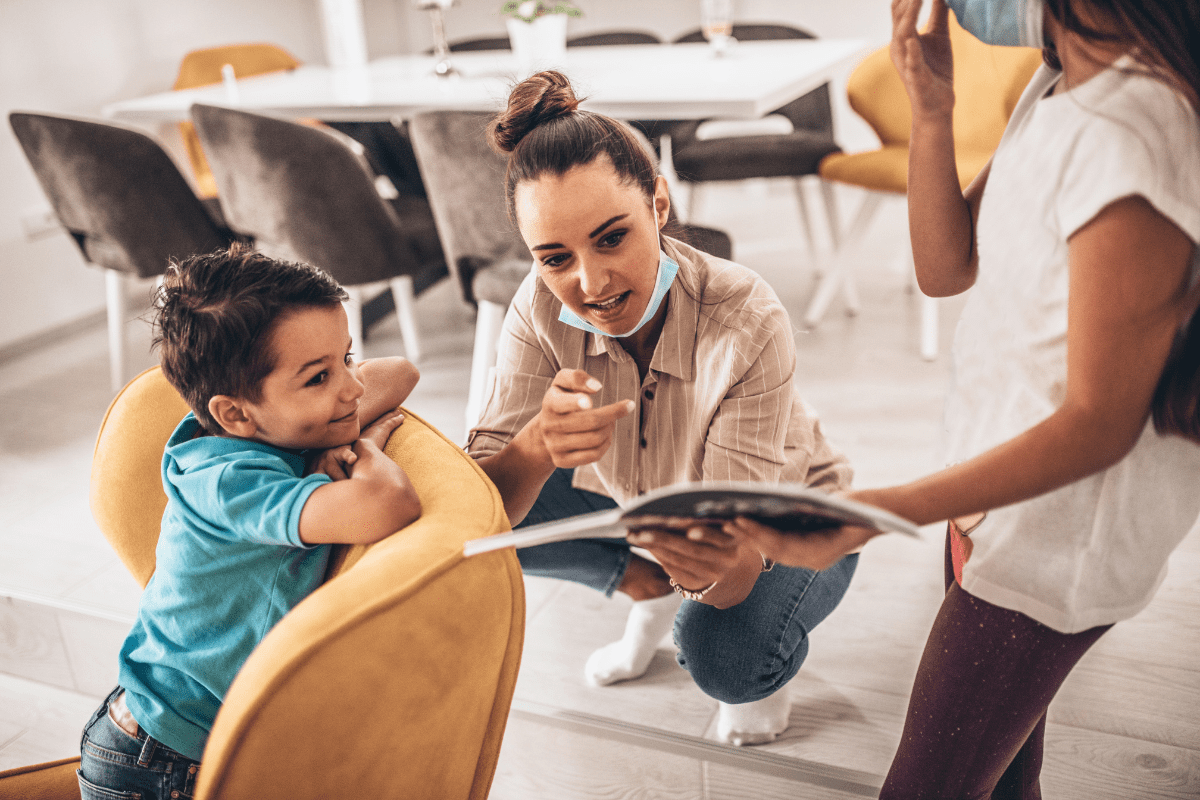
[390,275,422,363]
[687,183,705,223]
[343,287,365,359]
[792,178,819,271]
[819,179,842,251]
[804,190,881,328]
[465,300,507,433]
[105,269,126,393]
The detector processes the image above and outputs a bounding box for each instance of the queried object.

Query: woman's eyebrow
[589,214,629,238]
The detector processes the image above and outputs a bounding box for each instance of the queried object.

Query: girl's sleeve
[1057,93,1200,244]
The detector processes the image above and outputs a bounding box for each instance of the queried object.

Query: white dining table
[102,39,869,124]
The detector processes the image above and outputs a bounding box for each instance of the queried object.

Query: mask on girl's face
[947,0,1044,47]
[556,249,679,338]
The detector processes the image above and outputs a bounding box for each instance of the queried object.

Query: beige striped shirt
[467,237,852,506]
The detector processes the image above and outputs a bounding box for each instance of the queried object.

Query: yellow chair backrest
[845,14,1042,167]
[173,44,302,198]
[90,366,190,587]
[88,366,524,799]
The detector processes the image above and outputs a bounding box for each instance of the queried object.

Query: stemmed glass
[700,0,733,56]
[415,0,458,77]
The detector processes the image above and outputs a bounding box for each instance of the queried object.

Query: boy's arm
[357,357,420,426]
[298,411,422,544]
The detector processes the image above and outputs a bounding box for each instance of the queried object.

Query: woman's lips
[585,290,631,321]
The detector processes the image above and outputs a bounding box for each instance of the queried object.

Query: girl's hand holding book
[727,517,879,572]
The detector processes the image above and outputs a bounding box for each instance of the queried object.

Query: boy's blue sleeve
[172,454,332,547]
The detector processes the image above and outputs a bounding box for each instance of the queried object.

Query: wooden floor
[1,178,1197,797]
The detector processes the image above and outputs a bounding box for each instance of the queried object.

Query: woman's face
[514,156,670,338]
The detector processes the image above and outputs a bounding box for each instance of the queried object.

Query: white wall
[0,0,891,351]
[0,0,324,350]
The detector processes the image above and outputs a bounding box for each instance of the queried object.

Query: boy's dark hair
[152,243,348,432]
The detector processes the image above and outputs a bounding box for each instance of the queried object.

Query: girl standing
[737,0,1200,794]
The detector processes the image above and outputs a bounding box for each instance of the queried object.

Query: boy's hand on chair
[359,409,405,451]
[304,410,404,480]
[306,445,356,481]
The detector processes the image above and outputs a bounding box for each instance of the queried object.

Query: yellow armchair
[0,366,524,800]
[809,15,1042,358]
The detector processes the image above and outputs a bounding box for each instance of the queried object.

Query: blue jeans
[517,468,859,703]
[78,686,201,800]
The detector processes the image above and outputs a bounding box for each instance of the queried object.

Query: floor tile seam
[1042,716,1200,756]
[0,587,137,624]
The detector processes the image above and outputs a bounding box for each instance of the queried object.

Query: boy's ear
[208,395,257,438]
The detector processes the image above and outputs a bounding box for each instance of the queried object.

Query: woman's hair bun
[490,70,581,153]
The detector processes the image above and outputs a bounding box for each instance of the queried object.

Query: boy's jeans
[78,686,201,800]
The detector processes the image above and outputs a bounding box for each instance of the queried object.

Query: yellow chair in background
[173,44,302,198]
[0,367,523,800]
[810,15,1042,359]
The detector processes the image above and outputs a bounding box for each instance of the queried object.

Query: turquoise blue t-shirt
[118,413,333,760]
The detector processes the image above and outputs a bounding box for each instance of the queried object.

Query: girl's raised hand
[538,369,635,468]
[891,0,956,120]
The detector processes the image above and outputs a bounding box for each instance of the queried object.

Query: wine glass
[415,0,458,78]
[700,0,733,56]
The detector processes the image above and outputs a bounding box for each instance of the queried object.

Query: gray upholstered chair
[408,110,732,432]
[447,36,511,52]
[668,24,843,268]
[567,30,661,47]
[9,112,237,392]
[189,104,447,362]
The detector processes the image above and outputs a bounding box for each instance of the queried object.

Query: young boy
[77,245,422,800]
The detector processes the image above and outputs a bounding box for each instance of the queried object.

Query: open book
[463,481,921,557]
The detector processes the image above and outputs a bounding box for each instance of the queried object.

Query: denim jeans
[516,468,859,703]
[515,467,626,596]
[78,686,201,800]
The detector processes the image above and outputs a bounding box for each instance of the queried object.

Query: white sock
[585,592,682,686]
[716,690,792,746]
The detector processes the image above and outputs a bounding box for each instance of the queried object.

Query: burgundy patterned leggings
[879,530,1112,799]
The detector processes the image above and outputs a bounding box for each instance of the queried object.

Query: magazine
[463,481,921,557]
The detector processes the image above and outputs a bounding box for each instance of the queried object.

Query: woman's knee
[674,601,809,704]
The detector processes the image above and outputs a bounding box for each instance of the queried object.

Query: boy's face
[239,304,365,452]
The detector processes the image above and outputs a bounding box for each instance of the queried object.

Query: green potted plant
[501,1,582,74]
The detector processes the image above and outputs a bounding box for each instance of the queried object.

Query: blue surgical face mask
[947,0,1044,47]
[556,249,679,338]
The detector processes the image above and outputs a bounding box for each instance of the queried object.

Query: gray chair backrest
[672,24,832,134]
[9,111,229,278]
[190,104,423,287]
[448,36,512,52]
[568,31,661,47]
[408,111,529,302]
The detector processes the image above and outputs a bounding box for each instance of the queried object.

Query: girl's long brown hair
[1045,0,1200,442]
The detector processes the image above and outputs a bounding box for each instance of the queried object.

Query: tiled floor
[2,178,1197,798]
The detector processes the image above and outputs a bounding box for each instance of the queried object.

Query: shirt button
[640,438,648,448]
[644,389,654,400]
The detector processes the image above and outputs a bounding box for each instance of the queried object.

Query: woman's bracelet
[669,576,718,601]
[671,553,775,601]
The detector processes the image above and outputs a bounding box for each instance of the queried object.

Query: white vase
[506,14,569,76]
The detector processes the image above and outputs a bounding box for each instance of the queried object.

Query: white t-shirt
[944,58,1200,634]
